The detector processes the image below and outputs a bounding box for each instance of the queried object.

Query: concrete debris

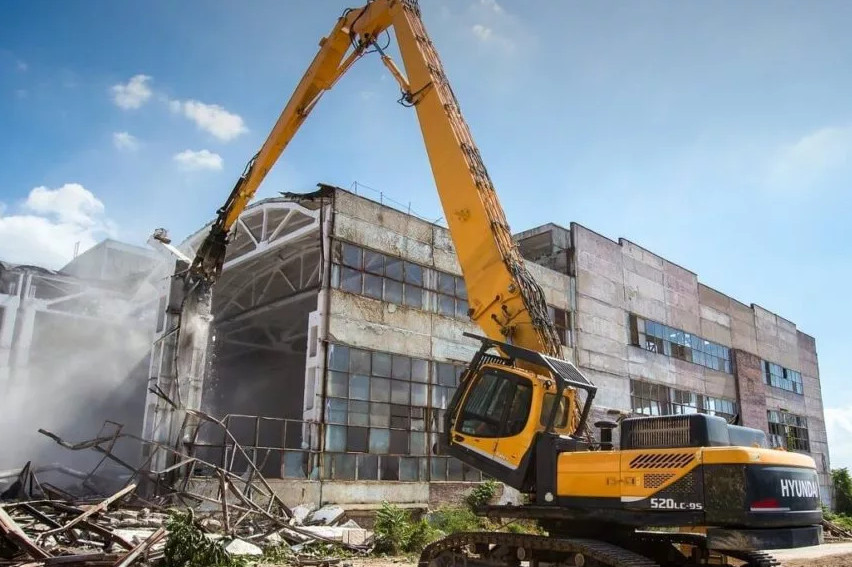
[224,538,263,556]
[0,414,375,566]
[289,503,316,526]
[307,505,345,526]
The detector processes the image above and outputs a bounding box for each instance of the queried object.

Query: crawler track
[418,531,781,567]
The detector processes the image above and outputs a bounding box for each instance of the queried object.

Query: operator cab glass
[457,369,532,438]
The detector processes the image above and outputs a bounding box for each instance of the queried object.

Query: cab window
[540,393,570,429]
[458,371,532,438]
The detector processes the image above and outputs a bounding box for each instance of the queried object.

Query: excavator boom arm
[189,0,561,361]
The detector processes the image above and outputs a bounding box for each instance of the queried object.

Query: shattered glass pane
[342,243,362,269]
[369,428,390,453]
[431,385,449,409]
[350,374,370,400]
[328,345,349,372]
[372,352,392,377]
[364,274,383,299]
[325,425,345,452]
[283,451,307,479]
[410,418,425,432]
[341,267,362,293]
[364,250,384,275]
[370,377,390,402]
[349,348,371,374]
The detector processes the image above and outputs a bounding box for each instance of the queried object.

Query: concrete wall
[570,225,738,412]
[329,191,573,364]
[566,222,829,502]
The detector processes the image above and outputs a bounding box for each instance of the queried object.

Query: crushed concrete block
[307,505,344,526]
[264,532,286,545]
[300,526,371,547]
[289,503,315,526]
[200,518,223,531]
[225,539,264,556]
[339,519,361,529]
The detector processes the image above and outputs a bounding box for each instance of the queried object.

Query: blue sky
[1,1,850,465]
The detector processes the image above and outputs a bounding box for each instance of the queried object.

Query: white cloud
[173,149,223,171]
[169,99,247,141]
[110,74,152,109]
[826,407,852,470]
[0,184,115,270]
[16,60,27,72]
[768,125,852,189]
[113,131,139,151]
[479,0,504,14]
[472,24,493,42]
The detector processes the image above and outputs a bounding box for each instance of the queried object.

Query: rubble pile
[0,412,374,567]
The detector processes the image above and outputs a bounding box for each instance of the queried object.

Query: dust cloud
[0,261,171,491]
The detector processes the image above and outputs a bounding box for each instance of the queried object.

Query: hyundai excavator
[176,1,823,566]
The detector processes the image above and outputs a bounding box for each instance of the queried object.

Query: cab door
[449,368,534,485]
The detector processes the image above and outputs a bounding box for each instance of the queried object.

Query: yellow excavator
[183,1,823,566]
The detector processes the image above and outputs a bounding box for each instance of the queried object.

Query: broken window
[547,306,571,346]
[768,410,810,452]
[763,361,804,394]
[630,315,732,373]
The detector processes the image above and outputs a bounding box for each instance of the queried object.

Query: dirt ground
[347,543,852,567]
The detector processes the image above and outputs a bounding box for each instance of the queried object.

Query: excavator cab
[444,333,597,490]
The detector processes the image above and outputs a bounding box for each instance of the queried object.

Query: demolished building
[0,186,832,509]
